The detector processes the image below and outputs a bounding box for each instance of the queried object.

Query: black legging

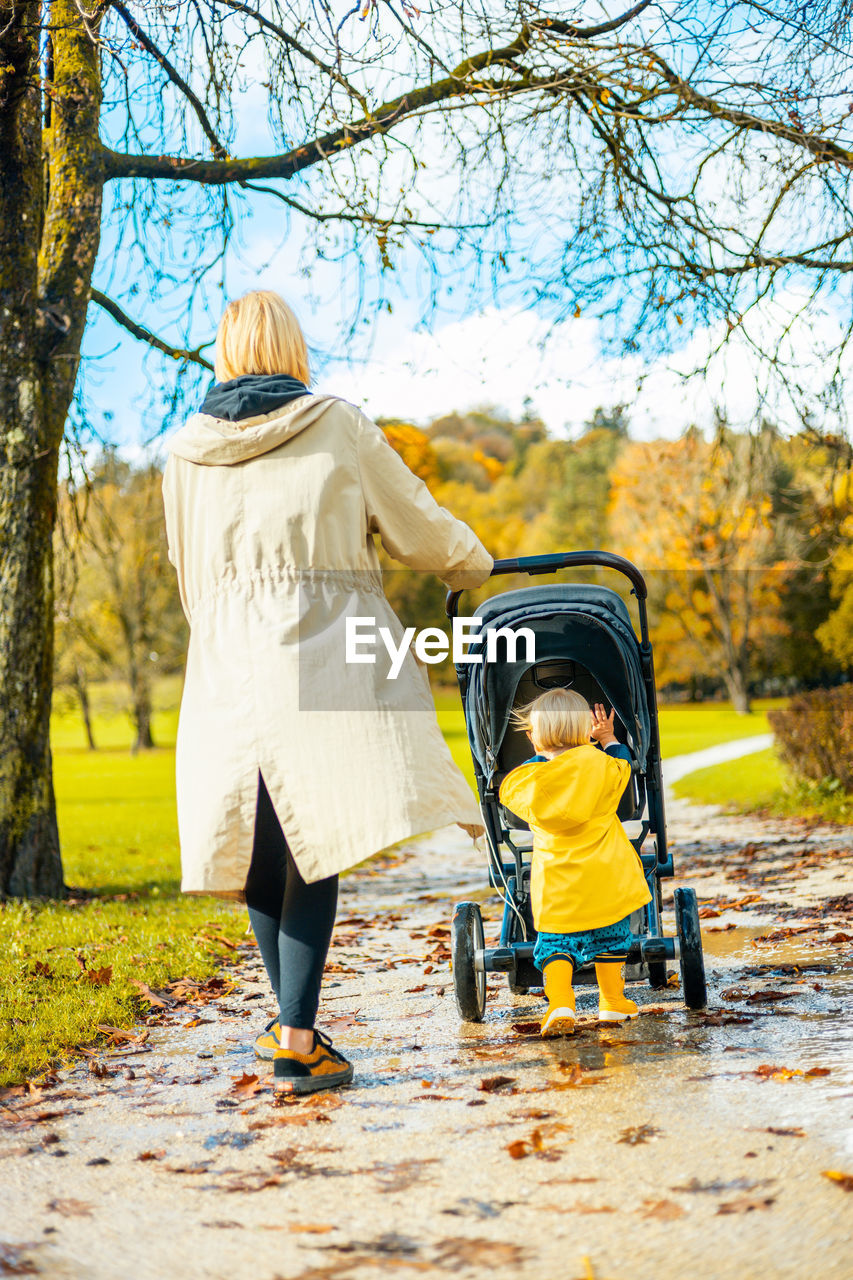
[244,774,338,1029]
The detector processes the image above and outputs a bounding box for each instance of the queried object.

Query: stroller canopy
[459,583,651,782]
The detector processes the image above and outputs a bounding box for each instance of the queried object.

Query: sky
[79,1,853,454]
[84,278,852,452]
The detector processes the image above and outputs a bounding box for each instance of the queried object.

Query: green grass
[433,688,477,788]
[0,686,244,1088]
[673,746,853,824]
[654,697,781,758]
[433,687,782,786]
[0,683,794,1086]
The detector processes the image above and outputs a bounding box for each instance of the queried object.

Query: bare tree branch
[101,32,538,182]
[108,0,227,157]
[90,288,214,369]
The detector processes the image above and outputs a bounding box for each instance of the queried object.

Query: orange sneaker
[254,1018,281,1061]
[273,1029,353,1095]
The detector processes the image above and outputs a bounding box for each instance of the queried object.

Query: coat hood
[168,392,342,465]
[499,744,629,834]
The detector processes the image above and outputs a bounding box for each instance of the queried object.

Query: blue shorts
[533,914,634,971]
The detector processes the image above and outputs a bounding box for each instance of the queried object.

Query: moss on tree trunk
[0,1,104,896]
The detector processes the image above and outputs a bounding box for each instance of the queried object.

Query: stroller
[447,551,707,1022]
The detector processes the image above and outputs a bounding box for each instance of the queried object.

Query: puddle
[699,925,766,960]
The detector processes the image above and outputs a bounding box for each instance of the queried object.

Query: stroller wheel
[647,961,668,989]
[452,902,486,1022]
[675,887,707,1009]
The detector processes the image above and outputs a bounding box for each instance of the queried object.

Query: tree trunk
[0,4,62,897]
[723,666,752,715]
[131,677,155,753]
[0,2,104,896]
[73,666,96,751]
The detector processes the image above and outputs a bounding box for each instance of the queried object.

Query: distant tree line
[55,408,853,740]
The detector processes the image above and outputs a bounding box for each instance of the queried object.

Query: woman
[162,290,493,1094]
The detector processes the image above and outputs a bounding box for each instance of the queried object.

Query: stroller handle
[446,550,648,618]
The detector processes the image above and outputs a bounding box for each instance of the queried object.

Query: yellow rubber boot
[541,959,576,1037]
[595,962,638,1023]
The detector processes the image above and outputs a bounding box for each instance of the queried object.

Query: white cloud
[326,293,851,439]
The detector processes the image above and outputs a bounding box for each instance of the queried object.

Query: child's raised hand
[590,703,617,746]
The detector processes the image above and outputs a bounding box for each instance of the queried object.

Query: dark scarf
[199,372,309,422]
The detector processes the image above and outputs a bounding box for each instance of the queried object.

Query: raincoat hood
[168,392,340,466]
[501,744,627,834]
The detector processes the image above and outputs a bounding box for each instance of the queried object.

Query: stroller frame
[446,551,707,1019]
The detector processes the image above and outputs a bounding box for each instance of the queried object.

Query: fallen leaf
[230,1072,264,1098]
[185,1018,214,1029]
[32,960,53,978]
[478,1076,517,1093]
[749,1063,827,1082]
[432,1238,524,1267]
[618,1123,662,1145]
[47,1198,93,1217]
[638,1199,685,1220]
[96,1025,149,1046]
[287,1223,335,1234]
[507,1140,530,1160]
[136,1150,165,1162]
[510,1021,542,1036]
[83,965,112,986]
[822,1170,853,1191]
[766,1127,806,1137]
[672,1177,773,1194]
[717,1195,775,1214]
[0,1242,40,1275]
[366,1158,438,1192]
[553,1063,601,1089]
[130,981,170,1010]
[221,1173,284,1193]
[692,1010,753,1026]
[322,1013,364,1032]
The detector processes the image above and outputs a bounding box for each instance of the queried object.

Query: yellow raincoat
[498,744,651,933]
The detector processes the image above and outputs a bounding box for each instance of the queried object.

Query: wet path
[2,802,852,1279]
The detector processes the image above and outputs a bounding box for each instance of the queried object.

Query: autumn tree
[54,486,100,750]
[55,455,186,751]
[3,1,853,893]
[608,423,803,712]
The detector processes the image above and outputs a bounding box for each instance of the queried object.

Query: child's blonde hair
[513,687,591,753]
[214,290,311,385]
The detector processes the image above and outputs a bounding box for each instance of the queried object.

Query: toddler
[499,687,651,1037]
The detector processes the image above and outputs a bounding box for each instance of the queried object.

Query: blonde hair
[513,688,591,753]
[214,290,311,385]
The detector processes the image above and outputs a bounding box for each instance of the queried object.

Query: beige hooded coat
[162,393,493,898]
